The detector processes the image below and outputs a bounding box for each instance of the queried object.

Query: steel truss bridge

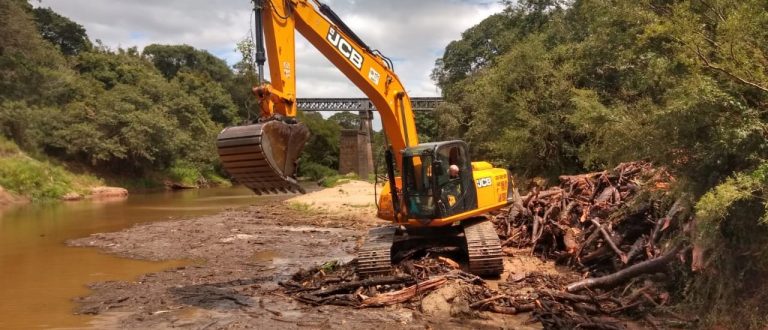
[296,97,442,112]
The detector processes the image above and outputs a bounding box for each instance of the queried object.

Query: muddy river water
[0,187,262,329]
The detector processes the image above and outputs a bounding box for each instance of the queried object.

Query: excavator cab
[400,141,478,220]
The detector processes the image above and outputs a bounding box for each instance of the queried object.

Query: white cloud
[37,0,503,98]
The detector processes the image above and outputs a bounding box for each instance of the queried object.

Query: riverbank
[0,137,109,204]
[0,137,228,205]
[0,185,27,207]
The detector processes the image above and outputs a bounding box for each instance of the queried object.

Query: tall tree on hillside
[0,0,64,100]
[142,44,232,82]
[174,70,238,125]
[32,7,92,56]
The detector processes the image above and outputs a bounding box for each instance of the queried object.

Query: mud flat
[69,182,553,329]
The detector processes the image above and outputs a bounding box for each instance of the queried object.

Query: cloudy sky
[37,0,503,98]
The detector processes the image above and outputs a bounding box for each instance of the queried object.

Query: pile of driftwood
[481,161,692,327]
[467,270,686,329]
[495,162,687,285]
[281,162,692,328]
[279,255,482,308]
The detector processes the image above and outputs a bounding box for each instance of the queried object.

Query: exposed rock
[88,186,129,199]
[421,281,476,318]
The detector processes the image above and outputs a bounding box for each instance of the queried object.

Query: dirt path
[69,183,548,329]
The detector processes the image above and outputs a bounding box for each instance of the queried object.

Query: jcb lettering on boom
[327,27,364,70]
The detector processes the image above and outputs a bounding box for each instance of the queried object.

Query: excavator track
[217,121,310,195]
[463,219,504,276]
[357,226,397,277]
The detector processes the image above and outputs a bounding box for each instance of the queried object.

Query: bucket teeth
[217,121,310,195]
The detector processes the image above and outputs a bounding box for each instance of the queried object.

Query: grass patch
[167,162,234,188]
[348,203,374,208]
[202,169,232,187]
[321,173,359,188]
[0,137,102,201]
[167,161,202,187]
[286,201,314,213]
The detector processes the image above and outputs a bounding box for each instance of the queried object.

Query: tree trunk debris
[280,162,694,329]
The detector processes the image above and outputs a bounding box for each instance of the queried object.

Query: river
[0,187,262,329]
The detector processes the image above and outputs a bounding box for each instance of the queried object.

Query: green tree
[297,111,340,170]
[328,111,359,129]
[0,0,65,102]
[174,70,238,125]
[414,111,437,143]
[32,7,92,56]
[142,44,232,82]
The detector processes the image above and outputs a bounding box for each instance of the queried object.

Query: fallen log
[590,218,628,264]
[312,275,413,297]
[360,276,448,307]
[438,256,460,269]
[542,290,598,305]
[521,187,562,203]
[624,236,646,265]
[469,294,507,308]
[566,244,685,292]
[650,195,688,245]
[489,303,535,314]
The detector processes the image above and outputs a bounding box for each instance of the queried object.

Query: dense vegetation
[0,0,245,189]
[0,0,352,195]
[434,0,767,325]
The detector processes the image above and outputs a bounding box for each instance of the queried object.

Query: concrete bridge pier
[339,110,374,178]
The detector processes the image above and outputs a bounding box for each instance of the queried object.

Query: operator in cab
[442,164,462,207]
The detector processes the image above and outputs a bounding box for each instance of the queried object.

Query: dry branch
[566,245,685,292]
[360,276,448,307]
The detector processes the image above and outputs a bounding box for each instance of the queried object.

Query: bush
[167,161,202,187]
[298,160,337,181]
[0,136,20,156]
[202,168,231,187]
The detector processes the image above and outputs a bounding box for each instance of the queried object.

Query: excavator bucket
[217,121,311,195]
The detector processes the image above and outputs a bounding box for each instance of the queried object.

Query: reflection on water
[0,186,260,329]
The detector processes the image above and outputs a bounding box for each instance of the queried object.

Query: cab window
[402,154,435,218]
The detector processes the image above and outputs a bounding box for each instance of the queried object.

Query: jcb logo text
[327,27,364,70]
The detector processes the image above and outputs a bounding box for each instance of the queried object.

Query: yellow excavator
[217,0,513,276]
